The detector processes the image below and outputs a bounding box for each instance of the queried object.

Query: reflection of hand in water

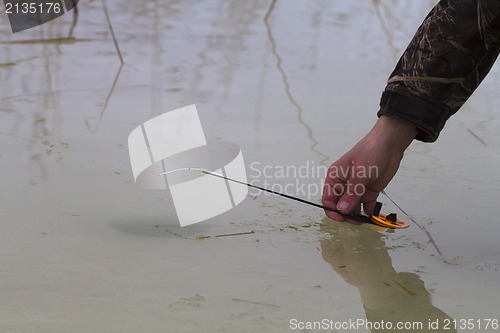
[319,219,456,333]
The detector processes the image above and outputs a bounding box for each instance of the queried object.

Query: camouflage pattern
[378,0,500,142]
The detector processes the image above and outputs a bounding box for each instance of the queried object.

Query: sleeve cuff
[377,90,450,143]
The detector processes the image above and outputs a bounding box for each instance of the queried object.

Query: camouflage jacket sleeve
[377,0,500,142]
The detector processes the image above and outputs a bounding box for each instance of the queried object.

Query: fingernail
[337,201,349,211]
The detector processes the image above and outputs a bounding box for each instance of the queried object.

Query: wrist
[371,115,417,152]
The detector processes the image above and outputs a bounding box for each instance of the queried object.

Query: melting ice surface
[1,1,499,332]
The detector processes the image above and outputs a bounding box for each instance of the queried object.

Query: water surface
[1,1,499,332]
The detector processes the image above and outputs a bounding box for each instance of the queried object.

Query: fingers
[322,158,380,221]
[324,209,346,222]
[335,180,366,215]
[322,162,349,221]
[322,116,412,222]
[360,198,378,216]
[322,183,346,221]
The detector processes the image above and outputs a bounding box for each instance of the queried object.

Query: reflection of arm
[320,221,456,333]
[378,0,500,142]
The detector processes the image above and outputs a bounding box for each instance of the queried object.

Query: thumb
[336,177,368,215]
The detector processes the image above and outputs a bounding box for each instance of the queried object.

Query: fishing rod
[158,167,409,229]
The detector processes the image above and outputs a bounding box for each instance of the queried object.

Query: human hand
[322,115,417,221]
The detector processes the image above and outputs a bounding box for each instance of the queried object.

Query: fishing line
[157,167,409,228]
[158,167,335,212]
